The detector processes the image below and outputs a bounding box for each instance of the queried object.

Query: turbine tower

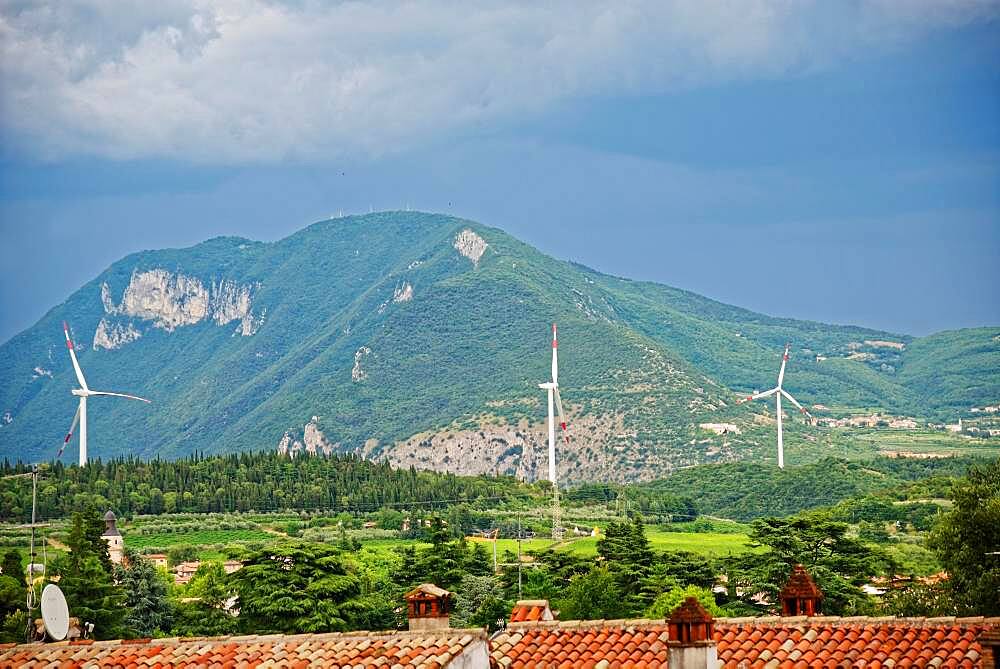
[737,343,812,469]
[538,323,569,539]
[59,322,151,467]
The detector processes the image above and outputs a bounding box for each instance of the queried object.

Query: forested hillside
[0,212,995,478]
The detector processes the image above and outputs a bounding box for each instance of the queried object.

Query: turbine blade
[554,386,569,443]
[89,391,151,403]
[63,322,89,391]
[736,387,778,404]
[777,343,790,388]
[781,389,812,417]
[57,403,82,459]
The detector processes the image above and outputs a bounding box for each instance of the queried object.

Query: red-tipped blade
[57,403,81,459]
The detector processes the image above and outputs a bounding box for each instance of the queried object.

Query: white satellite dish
[40,583,70,641]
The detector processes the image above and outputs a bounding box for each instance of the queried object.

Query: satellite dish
[40,584,69,641]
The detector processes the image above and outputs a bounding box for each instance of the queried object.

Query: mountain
[1,212,996,482]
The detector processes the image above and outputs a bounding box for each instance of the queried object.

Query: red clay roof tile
[490,616,998,668]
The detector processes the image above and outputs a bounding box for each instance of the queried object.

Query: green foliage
[167,545,200,567]
[231,542,364,634]
[51,509,125,639]
[172,562,239,637]
[0,451,524,522]
[718,512,888,616]
[1,551,24,588]
[880,582,956,617]
[597,516,653,609]
[557,567,628,620]
[451,574,509,632]
[645,585,722,618]
[926,458,1000,615]
[0,610,27,644]
[114,549,172,637]
[640,456,985,520]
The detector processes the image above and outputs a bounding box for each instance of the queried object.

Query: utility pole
[516,513,522,600]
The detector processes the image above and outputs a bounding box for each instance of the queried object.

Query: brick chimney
[979,628,999,669]
[779,564,823,616]
[405,583,452,631]
[667,597,718,669]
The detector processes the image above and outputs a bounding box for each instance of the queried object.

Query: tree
[557,567,628,620]
[51,509,125,639]
[1,551,24,588]
[926,458,1000,615]
[172,562,238,637]
[718,512,888,616]
[645,585,723,618]
[115,549,172,637]
[597,515,654,612]
[167,545,199,567]
[452,574,509,631]
[232,542,363,633]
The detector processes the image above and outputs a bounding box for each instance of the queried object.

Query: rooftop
[491,615,999,668]
[0,628,491,669]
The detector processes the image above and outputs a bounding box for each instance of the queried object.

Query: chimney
[405,583,452,631]
[667,597,718,669]
[779,564,823,616]
[978,628,999,669]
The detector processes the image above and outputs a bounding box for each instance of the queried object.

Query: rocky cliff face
[94,269,263,349]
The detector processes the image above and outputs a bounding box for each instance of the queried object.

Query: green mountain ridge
[0,212,996,481]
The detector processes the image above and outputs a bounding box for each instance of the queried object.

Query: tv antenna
[5,465,50,641]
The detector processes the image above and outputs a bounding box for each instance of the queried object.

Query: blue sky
[0,1,998,343]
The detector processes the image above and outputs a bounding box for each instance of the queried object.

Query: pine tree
[53,509,125,639]
[232,542,363,634]
[115,549,172,637]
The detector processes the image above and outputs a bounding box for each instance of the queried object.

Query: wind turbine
[538,323,569,539]
[737,343,812,469]
[58,322,151,467]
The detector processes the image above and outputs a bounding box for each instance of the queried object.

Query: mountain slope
[0,212,996,482]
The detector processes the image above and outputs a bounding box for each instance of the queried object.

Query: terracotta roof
[492,619,670,667]
[510,600,555,623]
[0,628,490,668]
[491,616,999,668]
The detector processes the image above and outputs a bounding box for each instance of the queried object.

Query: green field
[127,529,273,549]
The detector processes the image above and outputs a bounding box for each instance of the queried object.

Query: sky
[1,1,998,343]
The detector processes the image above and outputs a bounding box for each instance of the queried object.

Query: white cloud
[1,0,997,163]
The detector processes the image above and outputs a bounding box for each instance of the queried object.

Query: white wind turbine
[737,343,812,469]
[58,322,151,467]
[538,323,569,539]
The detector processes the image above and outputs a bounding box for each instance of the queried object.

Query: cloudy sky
[1,0,998,342]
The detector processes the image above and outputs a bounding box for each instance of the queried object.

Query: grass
[555,530,757,558]
[127,529,273,549]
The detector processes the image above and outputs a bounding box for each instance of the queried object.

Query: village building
[100,511,124,565]
[144,553,168,569]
